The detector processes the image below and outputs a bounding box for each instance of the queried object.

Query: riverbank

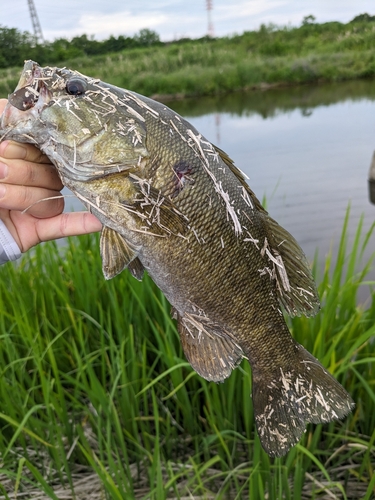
[1,19,375,98]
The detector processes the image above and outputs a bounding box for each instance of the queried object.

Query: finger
[0,140,51,165]
[35,212,102,243]
[7,210,102,252]
[0,156,63,191]
[0,98,6,114]
[0,183,64,218]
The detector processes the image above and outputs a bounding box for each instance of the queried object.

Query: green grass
[0,208,374,499]
[2,20,375,98]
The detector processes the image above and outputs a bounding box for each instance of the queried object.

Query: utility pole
[206,0,214,37]
[27,0,44,44]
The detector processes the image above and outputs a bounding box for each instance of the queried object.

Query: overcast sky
[3,1,375,41]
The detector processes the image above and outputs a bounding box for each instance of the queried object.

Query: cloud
[216,0,288,20]
[77,10,167,38]
[213,0,311,34]
[8,0,375,42]
[43,9,168,40]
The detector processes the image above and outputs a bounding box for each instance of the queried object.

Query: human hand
[0,99,102,253]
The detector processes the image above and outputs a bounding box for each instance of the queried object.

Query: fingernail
[0,162,8,179]
[2,141,27,160]
[0,185,6,198]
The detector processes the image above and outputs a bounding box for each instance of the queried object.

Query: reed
[0,208,374,499]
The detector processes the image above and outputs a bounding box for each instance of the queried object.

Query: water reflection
[167,80,375,120]
[369,151,375,205]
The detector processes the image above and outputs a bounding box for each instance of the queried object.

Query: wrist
[0,219,22,264]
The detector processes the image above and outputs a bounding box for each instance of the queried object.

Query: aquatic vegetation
[0,209,373,498]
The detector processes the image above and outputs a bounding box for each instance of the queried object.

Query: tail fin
[252,344,354,457]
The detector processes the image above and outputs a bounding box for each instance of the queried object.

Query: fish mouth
[0,61,52,141]
[8,83,43,111]
[8,61,51,111]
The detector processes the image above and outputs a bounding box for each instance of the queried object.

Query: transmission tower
[27,0,44,44]
[206,0,214,37]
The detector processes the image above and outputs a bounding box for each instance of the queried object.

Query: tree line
[0,27,162,68]
[1,12,375,70]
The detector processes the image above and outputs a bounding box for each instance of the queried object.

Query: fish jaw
[1,61,52,146]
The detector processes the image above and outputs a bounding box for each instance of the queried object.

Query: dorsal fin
[214,145,319,317]
[262,214,320,317]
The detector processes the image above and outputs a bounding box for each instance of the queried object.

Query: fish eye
[66,77,87,96]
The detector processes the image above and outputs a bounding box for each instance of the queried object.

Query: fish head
[1,60,149,182]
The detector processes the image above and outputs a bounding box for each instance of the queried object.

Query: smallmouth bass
[0,61,354,457]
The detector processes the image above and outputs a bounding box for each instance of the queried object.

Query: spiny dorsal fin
[176,311,244,382]
[100,226,141,280]
[263,214,320,317]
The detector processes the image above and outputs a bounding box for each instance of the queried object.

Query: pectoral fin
[100,226,142,280]
[176,311,243,382]
[129,174,189,236]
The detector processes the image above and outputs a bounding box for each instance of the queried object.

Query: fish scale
[0,60,354,457]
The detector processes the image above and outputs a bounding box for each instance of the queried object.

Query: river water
[169,81,375,301]
[66,80,375,301]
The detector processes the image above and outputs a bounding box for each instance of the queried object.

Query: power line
[27,0,44,44]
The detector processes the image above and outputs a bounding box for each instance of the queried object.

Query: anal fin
[176,312,243,382]
[100,226,142,280]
